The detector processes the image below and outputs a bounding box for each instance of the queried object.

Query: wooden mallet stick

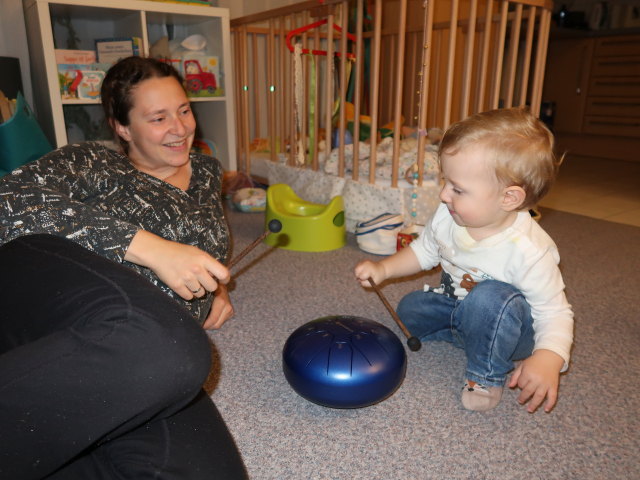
[227,219,282,269]
[368,277,422,352]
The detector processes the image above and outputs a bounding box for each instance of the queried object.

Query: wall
[0,0,33,107]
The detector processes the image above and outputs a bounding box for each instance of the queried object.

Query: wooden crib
[230,0,552,229]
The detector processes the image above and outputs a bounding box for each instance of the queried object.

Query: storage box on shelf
[22,0,237,170]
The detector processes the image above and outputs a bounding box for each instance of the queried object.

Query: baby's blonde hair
[439,107,561,209]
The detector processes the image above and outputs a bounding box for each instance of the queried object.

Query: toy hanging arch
[286,19,357,59]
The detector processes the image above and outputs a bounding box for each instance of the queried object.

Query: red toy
[184,59,217,94]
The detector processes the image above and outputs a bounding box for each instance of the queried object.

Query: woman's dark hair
[101,56,185,151]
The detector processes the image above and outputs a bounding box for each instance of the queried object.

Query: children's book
[58,63,110,100]
[55,49,97,65]
[95,37,142,65]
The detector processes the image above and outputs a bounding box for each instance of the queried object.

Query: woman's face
[115,76,196,175]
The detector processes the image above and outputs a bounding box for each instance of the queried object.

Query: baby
[355,108,573,413]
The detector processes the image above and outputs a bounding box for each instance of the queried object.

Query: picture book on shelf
[54,49,97,65]
[58,64,110,100]
[95,37,142,65]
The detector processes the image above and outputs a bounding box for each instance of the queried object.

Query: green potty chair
[265,183,346,252]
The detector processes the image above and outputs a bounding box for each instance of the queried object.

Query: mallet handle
[227,230,270,269]
[368,277,413,340]
[227,220,282,270]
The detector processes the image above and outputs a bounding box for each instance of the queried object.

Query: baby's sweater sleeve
[512,240,574,370]
[0,143,139,263]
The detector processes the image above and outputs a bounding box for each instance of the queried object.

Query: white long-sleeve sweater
[410,203,574,367]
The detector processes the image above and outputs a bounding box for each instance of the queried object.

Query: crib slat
[443,0,460,128]
[337,1,349,178]
[391,0,408,188]
[407,32,418,131]
[267,19,276,163]
[311,17,321,170]
[301,11,310,165]
[504,3,523,108]
[475,0,494,113]
[530,7,551,116]
[251,33,260,140]
[388,35,396,123]
[518,6,536,107]
[460,0,478,119]
[289,15,296,166]
[352,0,364,181]
[325,13,335,154]
[416,0,436,187]
[368,0,382,185]
[241,26,252,175]
[429,30,442,129]
[489,1,509,110]
[279,16,287,158]
[231,32,242,170]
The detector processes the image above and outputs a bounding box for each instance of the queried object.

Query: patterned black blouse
[0,141,229,324]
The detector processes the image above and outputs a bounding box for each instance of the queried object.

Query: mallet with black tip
[367,277,422,352]
[227,219,282,269]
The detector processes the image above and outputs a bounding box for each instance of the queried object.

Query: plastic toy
[264,183,345,252]
[184,59,217,94]
[282,315,407,408]
[65,70,83,99]
[232,187,266,212]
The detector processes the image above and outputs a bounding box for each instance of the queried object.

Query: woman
[0,57,247,479]
[1,56,233,329]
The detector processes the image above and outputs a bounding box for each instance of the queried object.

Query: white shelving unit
[22,0,237,171]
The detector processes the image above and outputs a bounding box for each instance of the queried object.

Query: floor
[539,156,640,228]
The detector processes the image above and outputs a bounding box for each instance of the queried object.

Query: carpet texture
[206,206,639,480]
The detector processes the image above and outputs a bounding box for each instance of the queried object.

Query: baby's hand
[508,349,565,413]
[354,260,386,287]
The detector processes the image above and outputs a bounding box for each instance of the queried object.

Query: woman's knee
[120,302,212,398]
[1,234,212,397]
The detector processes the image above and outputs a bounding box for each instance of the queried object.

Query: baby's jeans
[397,280,535,386]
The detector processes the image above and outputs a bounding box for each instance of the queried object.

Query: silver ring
[191,287,203,294]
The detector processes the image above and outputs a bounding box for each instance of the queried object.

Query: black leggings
[0,235,247,479]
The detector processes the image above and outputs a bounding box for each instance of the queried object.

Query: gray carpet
[206,206,639,480]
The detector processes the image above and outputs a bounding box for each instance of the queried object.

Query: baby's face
[439,144,514,240]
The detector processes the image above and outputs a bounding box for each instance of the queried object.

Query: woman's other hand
[125,230,230,300]
[203,284,234,330]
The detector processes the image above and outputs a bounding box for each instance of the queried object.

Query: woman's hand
[125,230,230,300]
[203,284,234,330]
